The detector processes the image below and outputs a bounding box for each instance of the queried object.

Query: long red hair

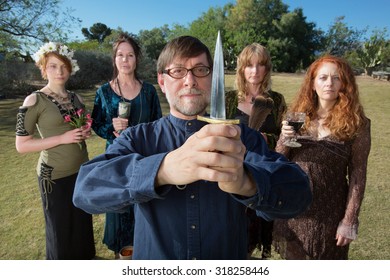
[290,55,367,141]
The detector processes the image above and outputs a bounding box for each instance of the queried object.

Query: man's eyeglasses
[162,66,211,79]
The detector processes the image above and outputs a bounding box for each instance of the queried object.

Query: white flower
[32,50,43,62]
[33,42,79,76]
[68,50,75,58]
[45,42,57,53]
[71,59,80,75]
[59,45,69,56]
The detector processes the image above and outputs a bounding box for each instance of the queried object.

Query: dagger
[197,31,239,125]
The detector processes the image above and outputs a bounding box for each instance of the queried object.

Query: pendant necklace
[116,78,126,103]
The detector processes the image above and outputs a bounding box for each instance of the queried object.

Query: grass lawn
[0,73,389,260]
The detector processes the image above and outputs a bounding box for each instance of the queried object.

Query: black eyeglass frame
[162,66,212,79]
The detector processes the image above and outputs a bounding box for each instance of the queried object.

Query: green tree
[100,28,138,53]
[81,22,112,43]
[380,39,390,70]
[223,0,322,72]
[356,29,387,76]
[0,0,80,96]
[0,32,19,59]
[226,0,288,54]
[189,5,231,53]
[0,0,80,55]
[269,8,323,72]
[187,4,235,68]
[138,26,169,61]
[323,16,365,57]
[69,40,101,52]
[166,23,189,41]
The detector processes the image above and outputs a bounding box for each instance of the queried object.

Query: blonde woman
[226,43,286,259]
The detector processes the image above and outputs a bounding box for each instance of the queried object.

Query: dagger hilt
[197,115,240,124]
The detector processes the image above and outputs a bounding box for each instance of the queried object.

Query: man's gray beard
[174,99,209,116]
[167,89,210,117]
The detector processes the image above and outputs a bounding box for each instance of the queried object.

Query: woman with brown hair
[273,55,371,259]
[91,32,162,258]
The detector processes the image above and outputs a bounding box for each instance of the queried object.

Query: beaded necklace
[47,87,70,102]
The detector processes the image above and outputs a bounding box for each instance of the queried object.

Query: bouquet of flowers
[64,108,93,148]
[65,108,92,128]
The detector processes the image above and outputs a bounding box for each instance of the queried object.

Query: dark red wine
[288,121,304,132]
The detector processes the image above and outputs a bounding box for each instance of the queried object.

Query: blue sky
[61,0,390,40]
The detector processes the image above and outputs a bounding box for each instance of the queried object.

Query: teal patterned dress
[91,81,162,253]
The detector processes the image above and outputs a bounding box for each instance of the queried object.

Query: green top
[18,92,89,180]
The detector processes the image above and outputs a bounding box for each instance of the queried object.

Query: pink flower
[64,108,93,128]
[64,115,72,122]
[64,108,93,149]
[84,119,93,129]
[76,108,84,117]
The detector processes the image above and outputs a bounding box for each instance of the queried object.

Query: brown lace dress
[273,119,371,259]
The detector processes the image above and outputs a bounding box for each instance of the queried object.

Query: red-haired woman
[15,42,95,259]
[273,55,371,259]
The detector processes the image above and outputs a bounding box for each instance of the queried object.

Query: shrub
[0,61,40,98]
[0,50,157,98]
[67,51,112,90]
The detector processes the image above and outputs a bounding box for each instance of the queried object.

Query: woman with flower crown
[15,42,96,259]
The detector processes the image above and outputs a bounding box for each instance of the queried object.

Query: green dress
[16,91,95,259]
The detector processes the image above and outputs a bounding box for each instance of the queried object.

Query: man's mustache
[178,88,204,96]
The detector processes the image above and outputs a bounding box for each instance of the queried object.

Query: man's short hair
[157,36,213,74]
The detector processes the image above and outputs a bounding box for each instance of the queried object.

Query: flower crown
[33,42,80,75]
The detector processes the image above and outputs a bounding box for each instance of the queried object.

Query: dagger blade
[210,31,226,120]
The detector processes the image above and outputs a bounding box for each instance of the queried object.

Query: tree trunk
[366,67,374,76]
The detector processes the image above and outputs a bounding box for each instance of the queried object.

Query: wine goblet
[283,112,306,147]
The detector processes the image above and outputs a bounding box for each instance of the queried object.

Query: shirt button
[191,225,196,229]
[187,122,192,126]
[278,200,282,206]
[190,194,195,199]
[192,257,197,260]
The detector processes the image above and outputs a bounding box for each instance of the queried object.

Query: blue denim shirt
[73,114,311,259]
